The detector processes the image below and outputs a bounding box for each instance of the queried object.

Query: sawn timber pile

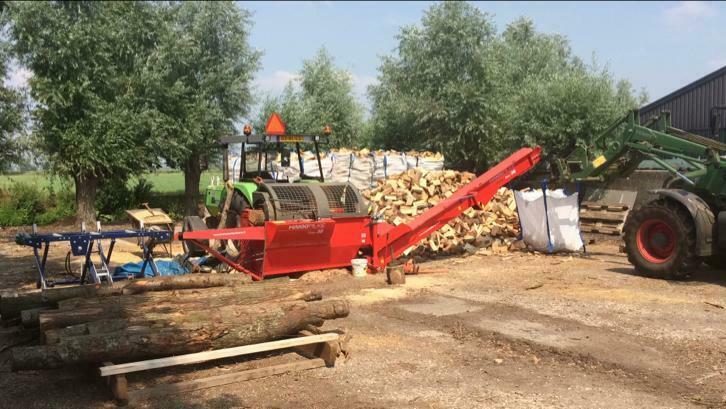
[7,276,349,371]
[362,168,522,255]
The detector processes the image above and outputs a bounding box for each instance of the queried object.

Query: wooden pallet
[101,332,341,406]
[580,202,629,236]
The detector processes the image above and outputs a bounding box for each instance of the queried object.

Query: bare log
[38,287,322,331]
[13,300,350,370]
[0,326,38,353]
[21,307,51,329]
[1,274,256,319]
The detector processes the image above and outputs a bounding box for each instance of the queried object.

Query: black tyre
[224,190,248,228]
[182,216,209,257]
[623,199,696,279]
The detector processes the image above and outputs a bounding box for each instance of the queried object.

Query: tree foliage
[9,1,165,221]
[0,3,23,172]
[369,3,644,171]
[257,49,364,147]
[146,2,261,214]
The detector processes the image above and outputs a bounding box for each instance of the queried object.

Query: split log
[362,168,521,257]
[12,300,350,370]
[38,287,322,331]
[1,274,255,319]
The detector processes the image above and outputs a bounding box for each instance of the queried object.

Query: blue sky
[5,1,726,115]
[240,0,726,111]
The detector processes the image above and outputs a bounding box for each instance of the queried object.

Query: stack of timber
[579,201,630,235]
[2,275,349,371]
[362,168,522,255]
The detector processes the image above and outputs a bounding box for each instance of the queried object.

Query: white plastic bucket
[351,258,368,277]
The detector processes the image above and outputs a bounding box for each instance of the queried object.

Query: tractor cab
[205,113,330,215]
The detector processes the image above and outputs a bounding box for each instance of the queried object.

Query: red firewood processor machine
[177,114,542,280]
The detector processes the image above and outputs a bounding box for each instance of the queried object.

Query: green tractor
[204,113,331,223]
[554,109,726,278]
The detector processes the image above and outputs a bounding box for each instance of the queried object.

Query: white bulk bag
[373,152,408,183]
[349,154,375,190]
[514,188,583,252]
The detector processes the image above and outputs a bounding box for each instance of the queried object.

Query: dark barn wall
[640,66,726,141]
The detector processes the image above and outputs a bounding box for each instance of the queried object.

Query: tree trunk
[43,290,322,343]
[183,153,202,216]
[12,300,350,370]
[74,172,98,224]
[38,287,321,331]
[0,326,38,353]
[1,275,256,319]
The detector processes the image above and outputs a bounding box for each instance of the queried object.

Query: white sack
[349,154,374,190]
[514,188,583,252]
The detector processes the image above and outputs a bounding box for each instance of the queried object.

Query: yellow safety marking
[592,155,607,169]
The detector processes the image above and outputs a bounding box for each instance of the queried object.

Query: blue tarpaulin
[113,260,189,280]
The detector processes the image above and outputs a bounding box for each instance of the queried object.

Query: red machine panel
[262,217,370,277]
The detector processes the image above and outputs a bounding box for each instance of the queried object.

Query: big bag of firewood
[330,149,353,183]
[406,151,445,171]
[514,188,583,252]
[372,151,408,183]
[274,151,334,182]
[349,152,375,190]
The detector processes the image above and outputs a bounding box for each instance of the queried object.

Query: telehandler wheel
[623,200,696,279]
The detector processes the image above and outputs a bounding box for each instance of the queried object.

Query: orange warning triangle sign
[264,113,286,136]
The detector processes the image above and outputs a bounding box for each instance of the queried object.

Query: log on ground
[1,274,255,319]
[38,287,322,331]
[12,299,350,370]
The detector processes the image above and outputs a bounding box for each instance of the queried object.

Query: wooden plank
[581,201,628,211]
[127,358,326,402]
[580,225,621,235]
[579,210,628,222]
[100,333,338,377]
[293,330,338,367]
[103,362,129,406]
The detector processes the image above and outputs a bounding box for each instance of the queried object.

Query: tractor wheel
[225,190,248,229]
[182,216,209,257]
[224,190,249,256]
[623,200,696,279]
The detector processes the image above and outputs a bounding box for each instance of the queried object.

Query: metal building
[639,65,726,142]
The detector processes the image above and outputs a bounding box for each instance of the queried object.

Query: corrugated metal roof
[640,65,726,113]
[639,65,726,141]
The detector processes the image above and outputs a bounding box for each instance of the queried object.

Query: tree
[147,2,261,215]
[494,18,645,159]
[0,2,23,172]
[10,2,165,223]
[256,49,364,147]
[369,2,499,170]
[369,3,642,171]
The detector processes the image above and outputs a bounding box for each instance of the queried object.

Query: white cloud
[254,70,298,95]
[662,1,717,27]
[4,66,33,90]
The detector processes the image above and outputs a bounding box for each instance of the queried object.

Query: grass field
[0,170,223,194]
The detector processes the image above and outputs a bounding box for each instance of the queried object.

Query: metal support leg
[33,246,48,290]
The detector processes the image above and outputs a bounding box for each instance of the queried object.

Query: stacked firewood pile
[0,275,349,370]
[362,169,523,255]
